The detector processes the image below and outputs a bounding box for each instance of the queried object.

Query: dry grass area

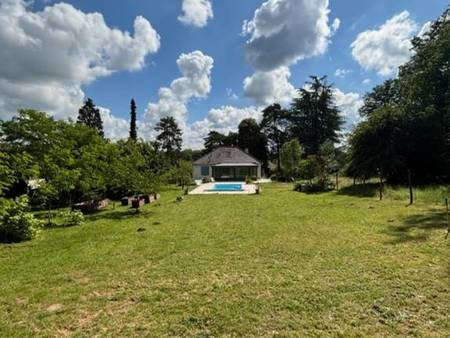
[0,183,449,337]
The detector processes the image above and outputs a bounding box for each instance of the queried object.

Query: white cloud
[333,88,363,125]
[226,88,238,101]
[418,21,432,38]
[242,0,333,71]
[362,78,371,84]
[351,11,418,76]
[145,50,214,126]
[178,0,213,28]
[243,66,297,105]
[334,68,353,78]
[0,0,160,119]
[100,107,130,140]
[187,105,261,149]
[331,18,341,34]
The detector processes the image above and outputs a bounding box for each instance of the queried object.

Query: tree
[280,139,303,179]
[289,76,344,155]
[238,118,268,170]
[155,117,183,153]
[223,132,239,147]
[348,7,450,183]
[129,99,137,141]
[260,103,288,173]
[204,131,226,151]
[77,98,104,137]
[359,79,400,117]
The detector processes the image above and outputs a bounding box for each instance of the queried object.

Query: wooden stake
[445,198,449,239]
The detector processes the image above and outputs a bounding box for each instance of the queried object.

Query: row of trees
[203,76,344,182]
[347,7,450,184]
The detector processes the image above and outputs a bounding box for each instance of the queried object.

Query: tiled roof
[193,147,261,165]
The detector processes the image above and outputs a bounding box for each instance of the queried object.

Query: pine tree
[77,98,104,137]
[129,99,137,141]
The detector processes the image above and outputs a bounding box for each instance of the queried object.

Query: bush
[294,179,334,193]
[202,176,212,183]
[0,196,42,243]
[245,176,254,184]
[58,210,85,227]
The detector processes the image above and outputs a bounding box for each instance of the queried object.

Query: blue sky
[1,0,448,148]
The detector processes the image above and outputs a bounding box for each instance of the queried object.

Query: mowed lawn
[0,183,449,337]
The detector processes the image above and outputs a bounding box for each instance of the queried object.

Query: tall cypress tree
[129,99,137,141]
[77,98,104,137]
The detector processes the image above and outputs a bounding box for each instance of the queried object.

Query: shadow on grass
[385,209,448,244]
[338,183,379,198]
[85,208,155,222]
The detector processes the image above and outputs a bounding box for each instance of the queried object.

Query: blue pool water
[208,184,243,192]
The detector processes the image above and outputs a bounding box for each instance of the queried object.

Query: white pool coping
[189,182,257,195]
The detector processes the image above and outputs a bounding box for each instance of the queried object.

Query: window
[201,166,209,176]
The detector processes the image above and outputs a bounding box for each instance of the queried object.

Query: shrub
[0,196,42,243]
[245,176,253,184]
[202,176,212,183]
[58,210,85,227]
[294,179,334,193]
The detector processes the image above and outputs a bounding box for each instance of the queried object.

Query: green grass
[1,183,449,337]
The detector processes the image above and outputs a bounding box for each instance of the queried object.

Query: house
[193,147,262,181]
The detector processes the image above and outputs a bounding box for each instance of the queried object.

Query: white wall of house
[193,165,212,180]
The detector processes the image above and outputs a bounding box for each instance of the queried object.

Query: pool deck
[189,182,257,195]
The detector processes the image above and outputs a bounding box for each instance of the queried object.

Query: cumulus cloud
[178,0,213,28]
[333,88,363,126]
[100,107,130,140]
[334,68,353,78]
[243,66,297,105]
[145,50,214,126]
[331,18,341,34]
[242,0,333,71]
[0,0,160,120]
[187,105,261,149]
[351,11,418,76]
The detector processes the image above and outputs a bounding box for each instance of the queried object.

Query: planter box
[72,199,110,214]
[142,195,151,204]
[131,198,145,209]
[121,197,131,206]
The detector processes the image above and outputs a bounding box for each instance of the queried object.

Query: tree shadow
[337,183,379,198]
[385,209,448,244]
[85,208,155,222]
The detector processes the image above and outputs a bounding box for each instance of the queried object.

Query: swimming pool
[207,183,244,192]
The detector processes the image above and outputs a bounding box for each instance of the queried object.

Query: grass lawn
[1,183,449,337]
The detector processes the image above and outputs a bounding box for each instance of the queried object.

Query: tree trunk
[379,176,383,201]
[335,172,339,191]
[276,143,281,174]
[408,169,413,205]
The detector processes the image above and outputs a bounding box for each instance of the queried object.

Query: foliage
[280,139,303,179]
[155,116,183,153]
[298,157,319,182]
[58,210,84,227]
[288,76,344,155]
[77,98,104,137]
[0,196,42,243]
[359,79,400,117]
[348,7,450,184]
[260,103,288,173]
[238,118,268,169]
[129,99,138,141]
